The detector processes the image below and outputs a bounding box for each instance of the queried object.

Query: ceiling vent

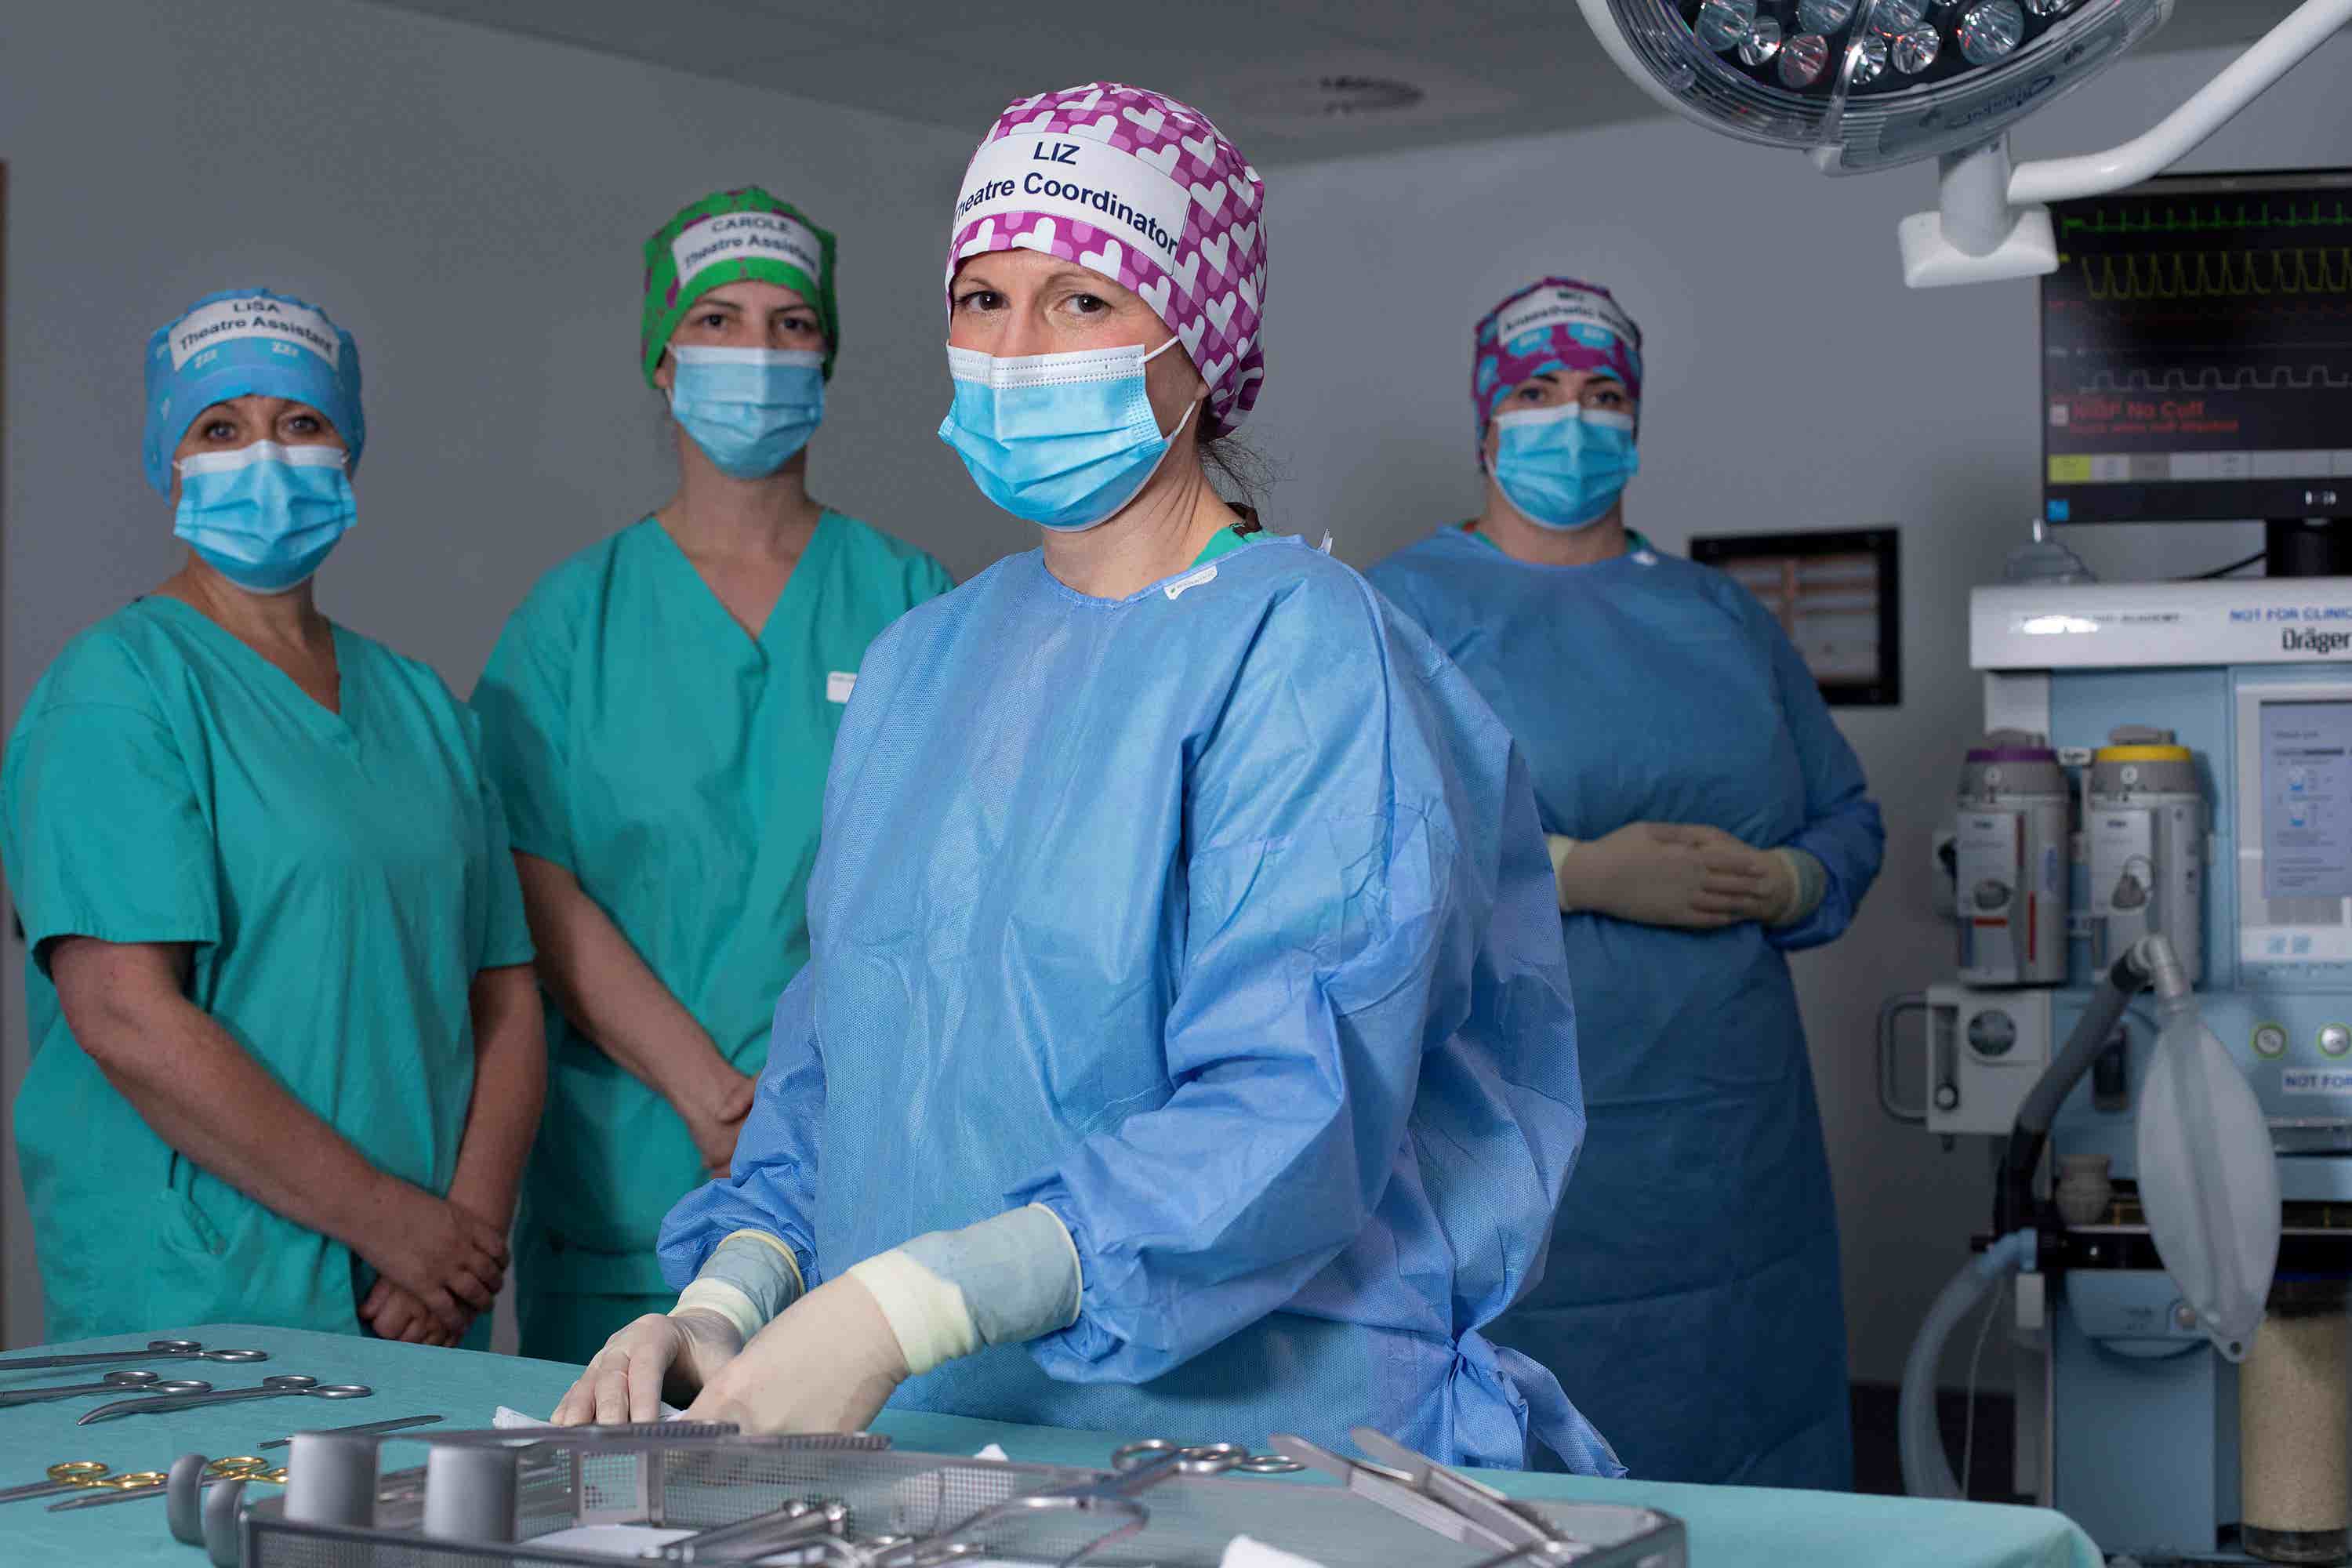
[1232,74,1428,121]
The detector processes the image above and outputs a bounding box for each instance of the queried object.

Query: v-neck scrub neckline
[641,510,843,655]
[139,593,354,738]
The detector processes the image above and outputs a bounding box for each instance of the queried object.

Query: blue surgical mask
[937,339,1193,532]
[172,441,357,594]
[669,346,826,478]
[1491,405,1640,532]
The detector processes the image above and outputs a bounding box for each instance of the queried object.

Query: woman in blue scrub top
[1,288,543,1346]
[1369,278,1886,1489]
[472,188,955,1364]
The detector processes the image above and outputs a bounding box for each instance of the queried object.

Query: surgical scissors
[0,1461,169,1506]
[0,1370,213,1410]
[1107,1439,1304,1476]
[78,1374,373,1425]
[0,1338,267,1374]
[865,1438,1295,1568]
[47,1455,286,1512]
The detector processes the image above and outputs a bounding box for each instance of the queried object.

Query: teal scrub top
[471,511,954,1298]
[1,596,535,1341]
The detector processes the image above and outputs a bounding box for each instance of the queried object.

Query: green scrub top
[472,511,953,1307]
[1,597,535,1341]
[1189,522,1265,568]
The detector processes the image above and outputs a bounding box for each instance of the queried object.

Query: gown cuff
[848,1204,1083,1377]
[1769,848,1828,926]
[675,1229,805,1338]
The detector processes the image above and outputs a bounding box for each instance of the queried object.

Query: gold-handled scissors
[0,1461,171,1506]
[47,1456,286,1512]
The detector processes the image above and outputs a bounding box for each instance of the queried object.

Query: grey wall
[0,0,1019,1348]
[1243,34,2352,1388]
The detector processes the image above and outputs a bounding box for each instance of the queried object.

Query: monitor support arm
[1900,0,2352,288]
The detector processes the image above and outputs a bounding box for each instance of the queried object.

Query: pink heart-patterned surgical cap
[947,82,1268,437]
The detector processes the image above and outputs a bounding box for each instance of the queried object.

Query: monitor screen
[2041,168,2352,526]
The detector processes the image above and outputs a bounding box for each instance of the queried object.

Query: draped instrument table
[0,1324,2099,1567]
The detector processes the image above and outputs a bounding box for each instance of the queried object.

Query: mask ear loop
[1139,336,1213,440]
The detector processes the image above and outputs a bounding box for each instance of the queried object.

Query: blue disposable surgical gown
[662,536,1620,1473]
[1369,527,1885,1489]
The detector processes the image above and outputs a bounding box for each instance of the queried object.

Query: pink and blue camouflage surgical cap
[1473,278,1643,464]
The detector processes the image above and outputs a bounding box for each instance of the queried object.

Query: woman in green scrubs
[2,287,543,1345]
[474,189,954,1363]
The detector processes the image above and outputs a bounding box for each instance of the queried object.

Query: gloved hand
[1548,822,1776,929]
[683,1273,909,1435]
[1665,825,1826,926]
[550,1307,746,1425]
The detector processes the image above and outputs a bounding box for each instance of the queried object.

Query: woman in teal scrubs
[2,288,543,1345]
[474,188,955,1363]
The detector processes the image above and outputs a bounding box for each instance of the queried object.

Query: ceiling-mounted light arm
[1901,0,2352,286]
[2011,0,2352,204]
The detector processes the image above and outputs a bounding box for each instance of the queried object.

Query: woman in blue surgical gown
[1369,278,1886,1490]
[547,82,1621,1475]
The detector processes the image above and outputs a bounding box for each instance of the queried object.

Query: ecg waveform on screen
[2042,179,2352,516]
[2074,364,2352,393]
[2059,197,2352,236]
[2072,248,2352,302]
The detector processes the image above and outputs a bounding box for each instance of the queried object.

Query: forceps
[0,1370,213,1410]
[0,1338,267,1374]
[1271,1427,1583,1566]
[79,1374,373,1425]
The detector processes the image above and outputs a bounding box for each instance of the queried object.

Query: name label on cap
[1497,285,1637,352]
[954,133,1190,275]
[672,211,824,289]
[169,296,340,371]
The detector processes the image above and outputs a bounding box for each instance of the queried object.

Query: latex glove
[684,1273,909,1435]
[552,1308,746,1425]
[679,1068,757,1179]
[1548,822,1773,929]
[358,1183,508,1335]
[1668,825,1824,925]
[359,1278,461,1347]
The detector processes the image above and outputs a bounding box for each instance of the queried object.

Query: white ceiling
[366,0,2313,163]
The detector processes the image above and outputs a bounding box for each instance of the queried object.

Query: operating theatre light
[1575,0,2352,285]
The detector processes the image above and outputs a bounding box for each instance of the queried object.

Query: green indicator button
[2254,1023,2289,1059]
[2322,1025,2352,1060]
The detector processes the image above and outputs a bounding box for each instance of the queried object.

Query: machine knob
[2172,1302,2198,1333]
[1935,1084,1959,1112]
[2321,1025,2352,1059]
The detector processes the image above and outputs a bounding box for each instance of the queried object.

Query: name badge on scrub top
[826,671,856,704]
